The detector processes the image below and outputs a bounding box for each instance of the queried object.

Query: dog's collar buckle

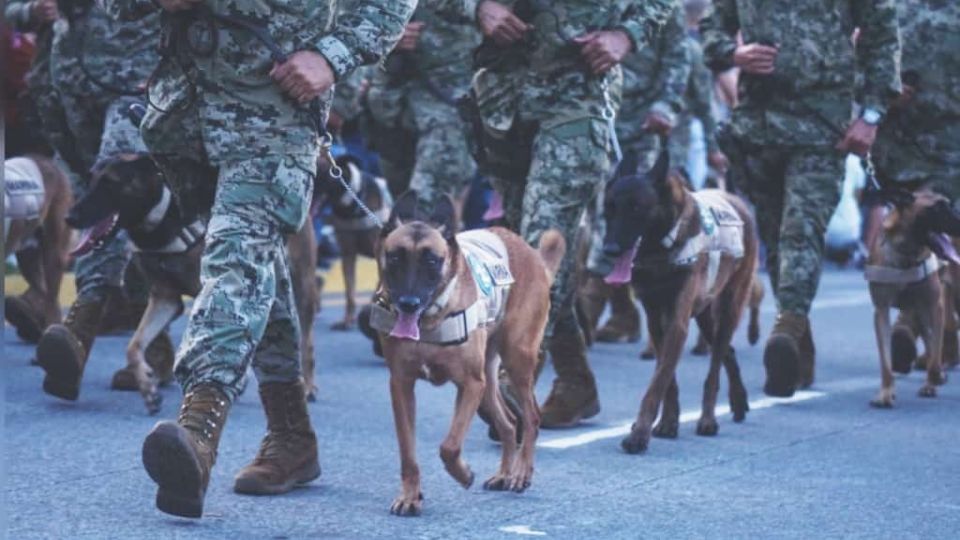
[864,254,942,284]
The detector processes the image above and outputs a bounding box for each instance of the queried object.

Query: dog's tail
[747,275,765,345]
[538,230,566,284]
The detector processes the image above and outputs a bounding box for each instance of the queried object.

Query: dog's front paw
[695,417,718,437]
[918,384,938,398]
[730,387,749,423]
[652,419,678,439]
[620,425,650,454]
[139,372,163,415]
[870,388,895,408]
[390,492,423,517]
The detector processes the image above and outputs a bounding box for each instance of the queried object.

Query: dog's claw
[389,493,423,517]
[483,475,509,491]
[621,426,649,454]
[696,417,719,436]
[918,384,937,398]
[652,420,678,439]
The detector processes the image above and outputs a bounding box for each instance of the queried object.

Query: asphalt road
[4,269,960,539]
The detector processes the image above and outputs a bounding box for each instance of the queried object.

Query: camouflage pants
[171,154,314,401]
[586,135,661,275]
[491,118,612,336]
[378,92,475,210]
[35,89,146,303]
[737,145,844,315]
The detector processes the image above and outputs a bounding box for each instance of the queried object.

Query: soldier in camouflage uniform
[11,1,178,403]
[701,0,901,398]
[873,0,960,370]
[363,5,480,206]
[580,1,689,347]
[103,0,473,519]
[470,0,672,427]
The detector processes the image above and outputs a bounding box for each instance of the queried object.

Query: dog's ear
[922,199,960,237]
[383,190,419,237]
[428,195,458,242]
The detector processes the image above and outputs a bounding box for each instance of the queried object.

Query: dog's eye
[422,253,441,269]
[386,252,403,266]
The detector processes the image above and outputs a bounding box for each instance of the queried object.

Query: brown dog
[4,154,73,343]
[68,154,318,411]
[865,186,958,407]
[371,191,563,516]
[314,156,391,331]
[601,151,758,454]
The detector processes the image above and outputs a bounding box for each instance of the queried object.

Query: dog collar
[133,218,206,254]
[142,186,172,232]
[864,254,941,284]
[369,301,484,346]
[423,276,459,318]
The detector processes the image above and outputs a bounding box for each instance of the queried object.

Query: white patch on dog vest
[4,157,46,243]
[666,190,745,290]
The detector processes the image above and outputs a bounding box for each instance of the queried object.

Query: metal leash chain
[861,152,882,192]
[319,133,384,229]
[600,77,623,166]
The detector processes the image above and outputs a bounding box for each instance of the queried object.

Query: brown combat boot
[142,385,231,518]
[890,309,919,374]
[596,284,641,344]
[540,332,600,428]
[234,381,321,495]
[577,275,609,346]
[36,294,110,401]
[111,332,177,391]
[5,294,47,344]
[763,312,810,397]
[798,323,816,389]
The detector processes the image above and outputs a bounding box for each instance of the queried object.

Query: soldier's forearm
[855,0,902,116]
[616,0,674,52]
[314,0,419,82]
[699,0,740,73]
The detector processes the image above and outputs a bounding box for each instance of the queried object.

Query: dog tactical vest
[369,229,515,345]
[4,157,45,242]
[663,190,745,290]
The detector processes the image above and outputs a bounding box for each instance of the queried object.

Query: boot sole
[37,327,83,401]
[540,399,601,429]
[763,336,799,398]
[233,460,321,496]
[4,297,44,343]
[891,326,917,375]
[142,422,205,518]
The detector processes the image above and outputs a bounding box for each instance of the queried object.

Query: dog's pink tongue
[70,214,118,257]
[605,247,637,285]
[483,191,505,222]
[390,312,422,341]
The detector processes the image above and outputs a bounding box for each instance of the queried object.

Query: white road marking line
[500,525,548,536]
[537,390,826,450]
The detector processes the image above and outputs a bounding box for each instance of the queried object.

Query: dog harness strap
[142,186,173,232]
[669,190,746,267]
[863,254,942,284]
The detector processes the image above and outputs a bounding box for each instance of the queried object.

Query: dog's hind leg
[440,374,484,489]
[500,342,541,493]
[870,300,897,408]
[126,293,183,414]
[482,351,521,491]
[289,223,319,400]
[332,235,358,331]
[652,377,679,439]
[918,280,946,398]
[389,372,423,517]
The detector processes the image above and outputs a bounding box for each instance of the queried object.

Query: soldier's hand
[890,83,916,110]
[642,112,673,136]
[30,0,58,23]
[271,51,335,104]
[733,43,778,74]
[154,0,202,12]
[836,118,878,156]
[397,22,425,51]
[477,0,531,46]
[708,150,730,173]
[574,30,633,75]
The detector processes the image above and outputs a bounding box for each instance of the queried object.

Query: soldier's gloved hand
[30,0,58,23]
[477,0,531,46]
[836,118,878,157]
[733,43,778,74]
[271,51,335,104]
[642,112,673,136]
[574,30,633,75]
[154,0,202,12]
[397,22,425,51]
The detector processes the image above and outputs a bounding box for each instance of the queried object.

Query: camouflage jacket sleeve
[97,0,158,21]
[616,0,676,51]
[650,7,692,125]
[852,0,901,115]
[5,0,39,30]
[316,0,478,82]
[698,0,739,73]
[686,39,718,152]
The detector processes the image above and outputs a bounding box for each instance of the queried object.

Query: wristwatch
[861,107,883,126]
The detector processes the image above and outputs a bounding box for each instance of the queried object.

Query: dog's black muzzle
[67,186,118,230]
